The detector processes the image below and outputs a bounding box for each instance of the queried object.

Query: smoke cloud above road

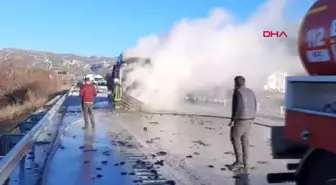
[124,0,305,110]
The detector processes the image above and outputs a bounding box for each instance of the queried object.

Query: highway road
[7,91,296,185]
[117,112,296,185]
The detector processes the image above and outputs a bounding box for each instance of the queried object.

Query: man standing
[80,78,97,129]
[228,76,257,172]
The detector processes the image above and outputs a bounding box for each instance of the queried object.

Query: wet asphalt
[8,91,296,185]
[117,111,297,185]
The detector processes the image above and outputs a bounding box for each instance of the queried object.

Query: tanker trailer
[267,0,336,184]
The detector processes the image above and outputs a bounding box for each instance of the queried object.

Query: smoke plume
[124,0,305,110]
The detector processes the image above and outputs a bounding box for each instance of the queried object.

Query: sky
[0,0,310,57]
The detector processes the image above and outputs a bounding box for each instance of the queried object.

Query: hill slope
[0,48,117,75]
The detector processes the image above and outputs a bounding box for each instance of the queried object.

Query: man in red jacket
[80,78,97,129]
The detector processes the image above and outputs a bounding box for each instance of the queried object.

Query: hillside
[0,48,117,75]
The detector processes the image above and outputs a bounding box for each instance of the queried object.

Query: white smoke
[124,0,305,110]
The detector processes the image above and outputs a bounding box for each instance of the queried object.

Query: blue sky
[0,0,309,57]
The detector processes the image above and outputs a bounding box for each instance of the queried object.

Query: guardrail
[186,96,285,117]
[0,89,70,185]
[121,91,285,125]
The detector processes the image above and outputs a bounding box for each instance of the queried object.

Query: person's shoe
[91,125,96,129]
[82,126,88,130]
[242,166,251,174]
[227,161,244,170]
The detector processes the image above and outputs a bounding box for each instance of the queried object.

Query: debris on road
[192,140,210,147]
[143,127,148,131]
[157,151,167,156]
[149,121,159,125]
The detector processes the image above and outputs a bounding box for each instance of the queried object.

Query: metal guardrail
[121,92,285,117]
[121,92,285,127]
[0,90,70,185]
[186,96,285,117]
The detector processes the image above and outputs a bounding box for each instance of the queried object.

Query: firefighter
[79,77,97,129]
[111,62,122,108]
[227,76,257,173]
[113,78,121,108]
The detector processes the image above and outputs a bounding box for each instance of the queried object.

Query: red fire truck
[267,0,336,184]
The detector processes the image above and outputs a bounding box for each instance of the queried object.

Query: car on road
[94,81,108,93]
[93,75,105,82]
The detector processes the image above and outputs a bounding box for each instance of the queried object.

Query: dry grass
[0,62,65,125]
[0,97,47,121]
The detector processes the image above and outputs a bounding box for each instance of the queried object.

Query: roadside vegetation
[0,62,71,130]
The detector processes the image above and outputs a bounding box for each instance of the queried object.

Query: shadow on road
[234,173,250,185]
[78,128,95,185]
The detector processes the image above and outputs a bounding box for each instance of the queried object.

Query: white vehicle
[95,81,108,93]
[93,75,107,85]
[93,75,104,82]
[84,74,107,83]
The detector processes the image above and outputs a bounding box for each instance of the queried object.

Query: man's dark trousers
[230,119,253,167]
[82,103,95,128]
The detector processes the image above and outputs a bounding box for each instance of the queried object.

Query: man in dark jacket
[80,78,97,129]
[228,76,257,172]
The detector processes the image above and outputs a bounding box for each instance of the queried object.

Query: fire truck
[267,0,336,184]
